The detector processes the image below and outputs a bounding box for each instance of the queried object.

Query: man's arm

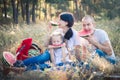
[94,41,112,55]
[85,36,112,55]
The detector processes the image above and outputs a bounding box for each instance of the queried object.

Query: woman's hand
[47,21,53,33]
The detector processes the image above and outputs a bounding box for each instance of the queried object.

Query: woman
[56,12,81,61]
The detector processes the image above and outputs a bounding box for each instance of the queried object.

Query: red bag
[16,38,32,60]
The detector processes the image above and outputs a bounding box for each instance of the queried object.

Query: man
[79,15,116,64]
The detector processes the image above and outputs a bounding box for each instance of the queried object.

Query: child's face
[82,18,94,32]
[51,35,63,45]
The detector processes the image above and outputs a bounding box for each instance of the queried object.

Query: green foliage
[45,0,67,4]
[0,18,13,30]
[45,0,69,11]
[0,31,17,52]
[0,0,119,23]
[81,0,120,19]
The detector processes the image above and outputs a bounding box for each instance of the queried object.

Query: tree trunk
[44,3,47,20]
[3,0,7,18]
[26,0,30,25]
[39,0,41,20]
[74,0,80,21]
[11,0,17,24]
[16,0,19,24]
[49,3,52,20]
[32,2,36,23]
[20,0,25,21]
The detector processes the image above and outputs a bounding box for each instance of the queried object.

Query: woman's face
[58,19,68,29]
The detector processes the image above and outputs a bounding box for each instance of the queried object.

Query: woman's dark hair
[59,12,74,28]
[64,28,73,40]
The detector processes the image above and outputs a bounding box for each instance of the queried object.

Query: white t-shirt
[66,28,81,52]
[94,29,116,59]
[54,48,69,64]
[81,29,116,59]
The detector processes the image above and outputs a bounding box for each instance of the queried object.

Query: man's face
[82,19,94,32]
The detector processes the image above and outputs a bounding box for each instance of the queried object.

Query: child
[48,31,70,66]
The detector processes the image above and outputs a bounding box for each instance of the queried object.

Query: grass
[0,18,120,80]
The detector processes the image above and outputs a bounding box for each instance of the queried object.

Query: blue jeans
[95,49,116,64]
[26,63,51,71]
[23,50,50,70]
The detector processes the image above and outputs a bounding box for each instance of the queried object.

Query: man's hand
[84,35,97,46]
[84,35,112,55]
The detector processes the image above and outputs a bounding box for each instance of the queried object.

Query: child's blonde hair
[49,31,64,45]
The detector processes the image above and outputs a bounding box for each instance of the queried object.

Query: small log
[104,75,120,80]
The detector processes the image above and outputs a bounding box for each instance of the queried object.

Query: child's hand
[61,43,66,47]
[48,45,60,49]
[48,45,54,49]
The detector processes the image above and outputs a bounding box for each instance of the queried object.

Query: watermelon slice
[2,52,16,66]
[78,29,92,37]
[50,21,58,26]
[52,44,63,46]
[49,44,65,49]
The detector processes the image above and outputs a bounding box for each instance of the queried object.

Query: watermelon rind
[2,52,16,66]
